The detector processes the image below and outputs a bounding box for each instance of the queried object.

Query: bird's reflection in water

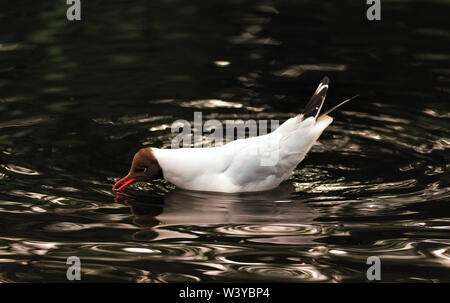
[114,184,322,244]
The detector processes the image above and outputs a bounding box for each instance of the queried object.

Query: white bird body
[113,76,356,193]
[152,114,333,193]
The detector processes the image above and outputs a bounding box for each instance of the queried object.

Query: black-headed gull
[113,77,357,193]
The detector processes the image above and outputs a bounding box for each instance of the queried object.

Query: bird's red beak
[112,175,137,191]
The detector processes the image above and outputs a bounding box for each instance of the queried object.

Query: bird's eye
[135,168,146,173]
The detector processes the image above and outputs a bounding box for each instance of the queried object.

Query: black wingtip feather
[301,76,329,120]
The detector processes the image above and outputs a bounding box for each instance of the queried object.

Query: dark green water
[0,0,449,282]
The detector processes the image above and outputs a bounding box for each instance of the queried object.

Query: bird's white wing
[222,114,333,192]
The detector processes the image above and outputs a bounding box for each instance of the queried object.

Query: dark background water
[0,0,449,282]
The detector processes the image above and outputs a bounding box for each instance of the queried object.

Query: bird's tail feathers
[319,94,360,118]
[301,76,329,120]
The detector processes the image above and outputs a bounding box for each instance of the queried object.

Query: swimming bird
[113,76,357,193]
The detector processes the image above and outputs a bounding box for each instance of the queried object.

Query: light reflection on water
[0,0,449,282]
[0,99,448,282]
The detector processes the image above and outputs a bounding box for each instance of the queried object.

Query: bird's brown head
[113,147,163,191]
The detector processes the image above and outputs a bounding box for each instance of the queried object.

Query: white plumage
[114,76,356,193]
[151,77,337,193]
[152,114,332,193]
